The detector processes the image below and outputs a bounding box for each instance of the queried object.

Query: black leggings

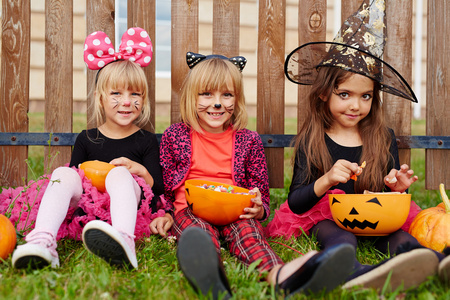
[310,219,444,280]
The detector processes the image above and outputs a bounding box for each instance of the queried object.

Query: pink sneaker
[82,220,138,269]
[12,230,60,269]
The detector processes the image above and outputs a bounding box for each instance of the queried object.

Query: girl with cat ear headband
[160,52,354,298]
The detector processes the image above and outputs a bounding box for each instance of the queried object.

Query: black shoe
[177,227,232,300]
[277,244,355,296]
[82,220,138,269]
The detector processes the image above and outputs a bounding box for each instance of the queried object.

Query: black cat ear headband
[186,51,247,72]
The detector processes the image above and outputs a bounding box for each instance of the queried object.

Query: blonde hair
[180,58,248,132]
[89,60,150,128]
[293,67,393,193]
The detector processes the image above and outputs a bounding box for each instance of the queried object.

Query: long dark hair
[292,67,393,193]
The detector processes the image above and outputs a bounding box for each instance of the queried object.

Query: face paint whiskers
[111,97,119,109]
[224,103,234,114]
[196,103,210,113]
[134,100,141,111]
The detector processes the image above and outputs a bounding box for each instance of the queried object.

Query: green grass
[1,236,448,299]
[1,114,448,299]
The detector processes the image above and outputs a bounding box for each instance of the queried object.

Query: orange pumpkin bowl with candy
[79,160,116,193]
[329,193,411,236]
[184,180,254,226]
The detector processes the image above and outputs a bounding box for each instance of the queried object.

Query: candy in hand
[350,161,366,181]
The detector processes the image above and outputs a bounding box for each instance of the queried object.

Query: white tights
[34,166,140,237]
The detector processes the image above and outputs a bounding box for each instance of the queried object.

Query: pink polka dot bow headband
[84,27,153,70]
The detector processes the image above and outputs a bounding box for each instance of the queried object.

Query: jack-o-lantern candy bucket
[79,161,116,193]
[185,180,254,226]
[329,193,411,236]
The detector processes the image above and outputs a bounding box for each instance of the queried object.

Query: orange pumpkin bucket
[184,180,254,226]
[79,160,116,193]
[329,193,411,236]
[0,214,17,260]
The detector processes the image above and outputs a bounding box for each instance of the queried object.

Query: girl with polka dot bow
[11,28,172,270]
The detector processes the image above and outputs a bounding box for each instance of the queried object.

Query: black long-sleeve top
[70,128,164,196]
[287,130,400,214]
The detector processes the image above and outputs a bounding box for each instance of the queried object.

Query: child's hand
[314,160,359,197]
[149,213,174,237]
[109,157,154,187]
[109,157,143,175]
[325,159,359,186]
[239,187,264,220]
[385,164,418,193]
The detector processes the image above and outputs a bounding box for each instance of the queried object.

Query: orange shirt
[174,127,234,215]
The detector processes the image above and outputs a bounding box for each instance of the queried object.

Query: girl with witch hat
[266,0,450,291]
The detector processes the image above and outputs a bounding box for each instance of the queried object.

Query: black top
[288,129,400,214]
[70,128,164,196]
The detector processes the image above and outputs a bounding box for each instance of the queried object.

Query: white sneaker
[12,230,60,269]
[438,255,450,284]
[343,248,438,291]
[82,220,138,269]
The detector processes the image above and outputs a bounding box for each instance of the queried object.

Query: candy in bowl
[184,180,254,226]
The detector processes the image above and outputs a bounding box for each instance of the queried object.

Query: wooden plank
[0,0,30,187]
[128,0,156,133]
[341,0,360,21]
[212,0,239,56]
[384,1,413,167]
[426,0,450,189]
[44,0,73,173]
[297,0,327,130]
[257,0,286,188]
[171,0,198,124]
[86,0,115,129]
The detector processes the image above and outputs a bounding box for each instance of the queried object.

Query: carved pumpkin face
[184,180,253,226]
[329,193,411,236]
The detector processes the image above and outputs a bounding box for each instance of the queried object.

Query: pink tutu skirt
[0,166,167,241]
[264,190,422,239]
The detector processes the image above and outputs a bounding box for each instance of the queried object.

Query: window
[115,0,128,47]
[155,0,171,77]
[115,0,171,77]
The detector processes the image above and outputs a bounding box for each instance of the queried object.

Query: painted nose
[214,103,222,108]
[122,96,131,106]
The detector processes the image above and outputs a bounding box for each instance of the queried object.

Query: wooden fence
[1,0,449,189]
